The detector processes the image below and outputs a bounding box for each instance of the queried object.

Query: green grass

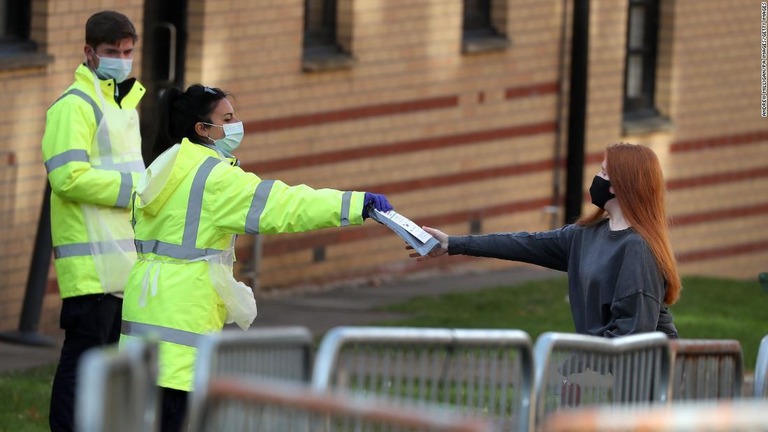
[0,275,765,432]
[378,277,576,335]
[377,275,768,370]
[0,364,54,432]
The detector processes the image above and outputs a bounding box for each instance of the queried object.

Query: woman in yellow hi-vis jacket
[119,84,392,431]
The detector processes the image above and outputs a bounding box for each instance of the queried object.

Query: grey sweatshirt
[448,219,678,338]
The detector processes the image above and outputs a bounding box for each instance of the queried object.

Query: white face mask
[205,121,244,154]
[95,55,132,83]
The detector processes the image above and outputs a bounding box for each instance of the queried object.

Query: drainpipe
[549,0,571,229]
[564,0,590,224]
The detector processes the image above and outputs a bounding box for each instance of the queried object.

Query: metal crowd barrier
[188,327,314,429]
[311,326,534,432]
[532,332,671,431]
[76,339,159,432]
[190,376,494,432]
[756,335,768,398]
[541,398,768,432]
[668,339,743,400]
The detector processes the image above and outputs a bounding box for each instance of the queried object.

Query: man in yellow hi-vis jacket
[119,84,393,431]
[41,11,145,431]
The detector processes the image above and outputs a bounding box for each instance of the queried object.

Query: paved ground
[0,266,560,373]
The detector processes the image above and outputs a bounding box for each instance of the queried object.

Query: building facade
[0,0,765,333]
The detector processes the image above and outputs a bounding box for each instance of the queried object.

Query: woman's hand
[407,226,449,261]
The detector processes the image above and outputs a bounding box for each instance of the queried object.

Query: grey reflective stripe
[183,158,220,247]
[53,239,135,259]
[134,239,224,260]
[54,89,103,125]
[55,88,112,164]
[118,159,145,173]
[340,191,352,227]
[245,180,275,234]
[53,243,90,259]
[44,149,89,173]
[115,172,133,208]
[94,159,145,173]
[121,320,201,348]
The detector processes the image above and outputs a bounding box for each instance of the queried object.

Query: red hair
[577,143,681,304]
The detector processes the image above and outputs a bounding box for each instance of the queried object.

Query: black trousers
[49,293,122,432]
[160,387,189,432]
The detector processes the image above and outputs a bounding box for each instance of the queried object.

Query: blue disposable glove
[362,192,393,219]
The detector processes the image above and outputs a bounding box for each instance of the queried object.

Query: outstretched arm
[410,225,574,271]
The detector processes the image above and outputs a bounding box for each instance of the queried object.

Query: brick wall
[665,1,768,279]
[180,0,564,292]
[586,0,768,281]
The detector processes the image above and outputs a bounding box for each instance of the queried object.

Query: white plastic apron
[139,239,258,331]
[81,76,145,293]
[205,237,258,330]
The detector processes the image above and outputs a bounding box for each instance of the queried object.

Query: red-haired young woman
[412,143,680,338]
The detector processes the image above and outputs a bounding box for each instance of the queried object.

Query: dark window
[0,0,35,54]
[623,0,660,118]
[302,0,353,71]
[304,0,338,53]
[463,0,497,39]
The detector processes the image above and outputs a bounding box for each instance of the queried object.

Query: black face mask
[589,175,616,209]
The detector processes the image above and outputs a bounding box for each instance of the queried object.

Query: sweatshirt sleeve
[447,225,577,271]
[42,96,136,208]
[603,239,666,337]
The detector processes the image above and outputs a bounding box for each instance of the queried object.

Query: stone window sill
[622,113,674,136]
[302,50,355,73]
[0,41,53,71]
[462,35,510,55]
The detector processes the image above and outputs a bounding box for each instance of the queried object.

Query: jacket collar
[74,63,145,109]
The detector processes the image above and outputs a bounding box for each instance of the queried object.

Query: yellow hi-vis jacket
[41,64,145,298]
[120,139,366,391]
